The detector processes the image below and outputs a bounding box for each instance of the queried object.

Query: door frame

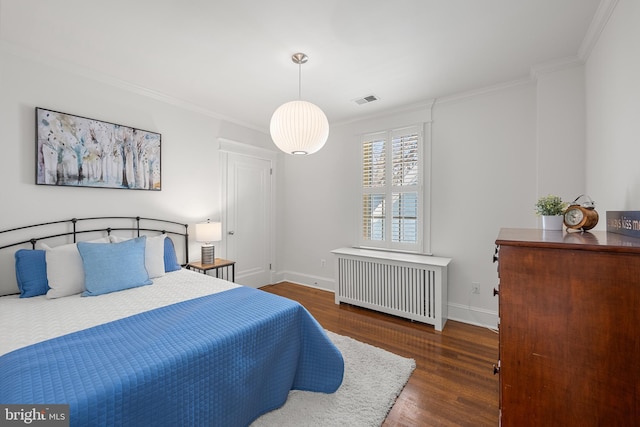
[218,138,277,285]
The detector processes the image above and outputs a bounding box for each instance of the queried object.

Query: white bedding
[0,268,239,356]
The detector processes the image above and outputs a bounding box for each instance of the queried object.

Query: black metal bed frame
[0,216,190,263]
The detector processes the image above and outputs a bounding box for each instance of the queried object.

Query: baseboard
[274,270,335,292]
[447,302,499,331]
[273,271,499,330]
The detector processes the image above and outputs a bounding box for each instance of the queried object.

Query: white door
[225,151,273,288]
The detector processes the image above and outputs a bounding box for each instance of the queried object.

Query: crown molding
[332,98,435,129]
[578,0,620,61]
[530,56,584,80]
[0,40,265,134]
[434,78,533,107]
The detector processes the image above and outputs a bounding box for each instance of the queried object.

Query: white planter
[542,215,564,231]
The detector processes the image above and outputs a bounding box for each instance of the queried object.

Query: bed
[0,217,344,426]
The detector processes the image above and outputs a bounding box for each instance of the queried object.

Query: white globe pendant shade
[270,100,329,155]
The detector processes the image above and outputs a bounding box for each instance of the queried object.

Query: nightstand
[186,259,236,282]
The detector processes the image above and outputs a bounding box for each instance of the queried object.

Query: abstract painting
[36,108,161,190]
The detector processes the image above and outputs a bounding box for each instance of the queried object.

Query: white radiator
[332,248,451,331]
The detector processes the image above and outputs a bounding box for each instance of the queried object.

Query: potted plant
[535,195,567,230]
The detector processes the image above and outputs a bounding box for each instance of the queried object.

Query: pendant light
[270,53,329,155]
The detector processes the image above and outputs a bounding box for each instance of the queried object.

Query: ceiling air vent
[353,95,379,105]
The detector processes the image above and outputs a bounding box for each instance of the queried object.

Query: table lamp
[195,220,222,264]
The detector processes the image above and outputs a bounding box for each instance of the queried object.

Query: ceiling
[0,0,601,132]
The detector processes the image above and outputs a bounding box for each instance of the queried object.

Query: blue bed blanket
[0,286,344,426]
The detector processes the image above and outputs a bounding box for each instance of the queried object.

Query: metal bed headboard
[0,216,190,264]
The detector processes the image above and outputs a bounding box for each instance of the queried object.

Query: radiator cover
[332,248,451,331]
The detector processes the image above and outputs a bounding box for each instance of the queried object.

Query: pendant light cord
[291,52,308,101]
[298,62,302,100]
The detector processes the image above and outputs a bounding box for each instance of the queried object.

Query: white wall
[432,83,538,326]
[278,60,591,328]
[275,116,358,289]
[585,0,640,216]
[0,48,273,292]
[535,64,587,202]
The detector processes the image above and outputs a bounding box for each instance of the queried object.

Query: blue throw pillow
[15,249,49,298]
[164,236,181,272]
[78,236,152,297]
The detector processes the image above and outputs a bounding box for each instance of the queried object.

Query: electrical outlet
[320,259,326,268]
[471,282,480,294]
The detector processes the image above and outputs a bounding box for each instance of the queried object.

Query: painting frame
[36,107,162,191]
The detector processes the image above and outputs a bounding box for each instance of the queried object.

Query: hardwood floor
[261,282,499,427]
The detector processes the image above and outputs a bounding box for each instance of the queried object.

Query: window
[360,125,424,252]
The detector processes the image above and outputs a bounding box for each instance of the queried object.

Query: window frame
[359,123,429,253]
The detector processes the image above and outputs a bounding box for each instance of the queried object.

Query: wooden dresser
[494,228,640,426]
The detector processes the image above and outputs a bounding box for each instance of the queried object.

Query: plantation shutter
[360,125,422,251]
[362,133,386,242]
[391,128,419,244]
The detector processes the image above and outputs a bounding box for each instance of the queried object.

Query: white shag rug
[251,331,416,427]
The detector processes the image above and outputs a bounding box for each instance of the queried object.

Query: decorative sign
[606,211,640,238]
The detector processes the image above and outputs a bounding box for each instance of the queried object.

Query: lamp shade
[195,221,222,243]
[270,100,329,155]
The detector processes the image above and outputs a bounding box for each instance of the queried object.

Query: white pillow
[39,237,110,299]
[110,234,166,278]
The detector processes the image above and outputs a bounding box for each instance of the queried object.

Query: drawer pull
[493,364,500,375]
[493,287,499,297]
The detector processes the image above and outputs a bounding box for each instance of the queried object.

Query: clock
[563,195,599,231]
